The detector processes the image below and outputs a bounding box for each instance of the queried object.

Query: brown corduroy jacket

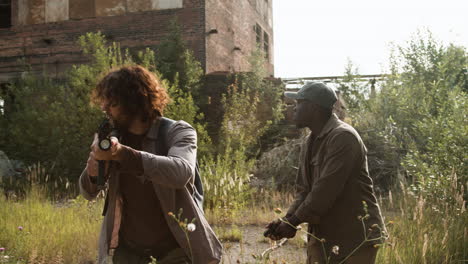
[79,119,222,264]
[287,114,386,259]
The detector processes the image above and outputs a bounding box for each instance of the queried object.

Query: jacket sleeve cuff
[285,214,302,227]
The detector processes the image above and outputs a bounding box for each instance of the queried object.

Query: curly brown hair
[92,65,170,122]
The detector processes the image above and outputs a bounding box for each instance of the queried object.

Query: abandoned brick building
[0,0,274,83]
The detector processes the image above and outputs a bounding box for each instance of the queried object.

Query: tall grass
[205,189,294,226]
[377,181,467,263]
[0,184,102,264]
[1,174,466,263]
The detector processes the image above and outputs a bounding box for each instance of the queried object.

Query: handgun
[96,118,119,189]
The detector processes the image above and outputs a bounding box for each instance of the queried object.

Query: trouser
[306,240,378,264]
[112,244,190,264]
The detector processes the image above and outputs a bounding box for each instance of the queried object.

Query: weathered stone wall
[15,0,185,25]
[0,0,204,81]
[0,0,275,81]
[205,0,273,75]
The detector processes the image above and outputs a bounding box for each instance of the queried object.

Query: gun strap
[101,161,116,216]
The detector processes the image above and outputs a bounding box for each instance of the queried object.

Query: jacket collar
[317,113,340,139]
[144,116,162,140]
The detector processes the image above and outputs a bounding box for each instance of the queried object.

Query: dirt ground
[220,225,307,264]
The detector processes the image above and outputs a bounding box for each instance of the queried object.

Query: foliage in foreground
[0,186,102,263]
[376,180,467,263]
[0,180,466,263]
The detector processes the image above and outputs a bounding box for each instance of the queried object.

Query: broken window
[0,83,11,116]
[255,23,262,46]
[263,31,269,61]
[0,0,11,28]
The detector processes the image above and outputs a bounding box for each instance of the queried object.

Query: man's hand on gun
[91,133,121,161]
[86,133,120,179]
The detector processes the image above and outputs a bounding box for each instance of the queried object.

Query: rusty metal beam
[282,74,389,84]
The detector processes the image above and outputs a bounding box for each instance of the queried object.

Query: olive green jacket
[79,119,222,264]
[287,114,386,258]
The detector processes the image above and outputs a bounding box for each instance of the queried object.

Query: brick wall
[0,0,205,81]
[205,0,274,75]
[0,0,275,82]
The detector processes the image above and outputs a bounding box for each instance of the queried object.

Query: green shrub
[0,70,102,181]
[202,49,284,209]
[232,49,285,156]
[336,30,467,202]
[155,19,204,105]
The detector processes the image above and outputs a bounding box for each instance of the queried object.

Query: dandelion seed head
[332,245,339,255]
[187,223,196,232]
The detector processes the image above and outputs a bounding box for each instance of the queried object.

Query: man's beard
[109,114,132,132]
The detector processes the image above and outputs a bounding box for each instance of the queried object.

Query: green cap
[284,82,337,109]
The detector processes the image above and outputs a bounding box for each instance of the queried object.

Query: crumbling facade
[0,0,274,82]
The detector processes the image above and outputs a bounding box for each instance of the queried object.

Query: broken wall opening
[0,0,11,28]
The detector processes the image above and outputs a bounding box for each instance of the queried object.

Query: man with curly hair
[79,65,222,264]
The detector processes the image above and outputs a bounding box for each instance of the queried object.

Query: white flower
[332,245,340,255]
[187,223,196,232]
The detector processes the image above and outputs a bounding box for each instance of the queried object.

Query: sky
[272,0,468,78]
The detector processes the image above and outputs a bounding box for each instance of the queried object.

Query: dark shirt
[118,132,179,256]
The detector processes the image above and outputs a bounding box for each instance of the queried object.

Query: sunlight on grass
[1,184,466,263]
[376,186,468,263]
[205,189,294,226]
[0,185,103,263]
[215,225,243,242]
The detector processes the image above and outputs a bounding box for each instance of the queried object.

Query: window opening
[0,0,11,28]
[263,31,269,61]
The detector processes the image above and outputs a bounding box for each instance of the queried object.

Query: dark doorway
[0,0,11,28]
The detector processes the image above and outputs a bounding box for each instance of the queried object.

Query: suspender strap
[158,117,204,212]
